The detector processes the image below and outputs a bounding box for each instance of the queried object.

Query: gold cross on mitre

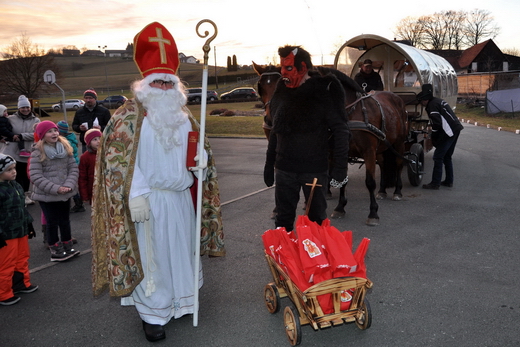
[304,178,322,216]
[148,27,171,65]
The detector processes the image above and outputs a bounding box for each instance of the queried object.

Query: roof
[458,40,491,68]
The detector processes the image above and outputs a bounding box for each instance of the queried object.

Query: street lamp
[98,45,109,96]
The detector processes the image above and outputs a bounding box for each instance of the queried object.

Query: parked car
[52,99,84,111]
[220,87,258,101]
[98,95,128,108]
[186,88,219,103]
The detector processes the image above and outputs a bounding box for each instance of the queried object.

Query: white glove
[129,195,150,223]
[189,151,208,171]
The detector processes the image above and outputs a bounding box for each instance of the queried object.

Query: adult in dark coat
[71,89,111,153]
[354,59,384,93]
[417,84,464,189]
[264,45,350,231]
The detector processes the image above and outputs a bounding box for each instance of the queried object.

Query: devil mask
[281,48,308,88]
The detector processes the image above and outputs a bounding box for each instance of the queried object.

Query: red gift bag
[320,224,358,278]
[349,237,371,279]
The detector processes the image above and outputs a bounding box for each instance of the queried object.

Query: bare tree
[394,16,425,48]
[0,33,57,98]
[464,9,500,46]
[443,10,467,50]
[418,13,448,50]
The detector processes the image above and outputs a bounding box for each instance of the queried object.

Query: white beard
[132,73,189,150]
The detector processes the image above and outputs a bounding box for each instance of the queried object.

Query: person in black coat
[417,84,464,190]
[264,45,350,231]
[72,89,111,153]
[354,59,384,93]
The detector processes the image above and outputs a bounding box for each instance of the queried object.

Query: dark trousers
[39,200,72,245]
[274,169,328,231]
[15,161,30,192]
[431,132,460,185]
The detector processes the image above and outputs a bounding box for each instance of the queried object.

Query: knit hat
[18,95,31,109]
[0,154,16,175]
[57,120,70,135]
[85,128,102,146]
[84,89,98,99]
[0,104,7,116]
[35,120,58,141]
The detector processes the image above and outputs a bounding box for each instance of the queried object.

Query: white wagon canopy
[334,34,458,114]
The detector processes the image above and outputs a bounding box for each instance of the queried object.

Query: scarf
[44,142,68,159]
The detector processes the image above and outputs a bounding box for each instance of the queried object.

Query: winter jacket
[78,149,97,203]
[354,71,384,93]
[29,147,79,202]
[0,180,34,241]
[63,132,80,164]
[425,97,464,145]
[266,72,350,176]
[71,105,111,145]
[2,112,40,163]
[0,116,16,141]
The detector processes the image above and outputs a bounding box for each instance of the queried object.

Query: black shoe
[422,183,440,190]
[0,296,21,306]
[13,284,39,294]
[70,205,86,213]
[440,181,453,187]
[142,321,166,342]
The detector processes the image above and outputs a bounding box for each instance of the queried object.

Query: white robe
[120,117,203,325]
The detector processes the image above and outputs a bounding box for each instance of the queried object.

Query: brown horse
[253,62,409,226]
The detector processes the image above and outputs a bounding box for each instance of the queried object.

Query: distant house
[430,40,520,73]
[430,40,520,96]
[179,52,199,64]
[106,49,132,59]
[82,50,105,57]
[62,49,80,57]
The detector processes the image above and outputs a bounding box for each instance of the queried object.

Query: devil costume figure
[264,45,350,231]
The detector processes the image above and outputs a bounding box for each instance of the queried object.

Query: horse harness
[346,92,387,142]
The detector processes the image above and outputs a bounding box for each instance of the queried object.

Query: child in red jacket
[78,129,102,204]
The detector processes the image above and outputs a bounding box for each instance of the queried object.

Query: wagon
[334,34,459,186]
[263,253,373,346]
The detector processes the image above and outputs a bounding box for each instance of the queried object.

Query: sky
[1,0,519,67]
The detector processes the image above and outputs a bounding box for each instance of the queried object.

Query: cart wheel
[264,283,280,314]
[355,298,372,330]
[283,306,302,346]
[407,143,424,187]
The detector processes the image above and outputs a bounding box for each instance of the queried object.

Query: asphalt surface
[1,123,520,347]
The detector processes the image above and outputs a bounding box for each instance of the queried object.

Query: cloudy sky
[1,0,518,66]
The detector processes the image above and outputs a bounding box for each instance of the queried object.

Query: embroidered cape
[91,99,225,297]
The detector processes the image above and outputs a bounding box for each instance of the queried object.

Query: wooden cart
[263,253,373,346]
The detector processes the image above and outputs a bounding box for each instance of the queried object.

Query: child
[0,154,38,306]
[0,104,30,157]
[78,129,102,205]
[29,121,80,262]
[57,120,85,213]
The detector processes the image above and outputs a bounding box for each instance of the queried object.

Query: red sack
[349,237,371,279]
[320,224,358,278]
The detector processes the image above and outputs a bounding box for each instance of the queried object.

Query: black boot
[70,197,85,213]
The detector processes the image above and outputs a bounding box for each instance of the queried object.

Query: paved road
[1,123,519,347]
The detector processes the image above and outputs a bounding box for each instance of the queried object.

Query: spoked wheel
[355,298,372,330]
[283,306,302,346]
[407,143,424,187]
[264,283,280,314]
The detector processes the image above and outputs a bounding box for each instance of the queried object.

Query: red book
[187,131,199,167]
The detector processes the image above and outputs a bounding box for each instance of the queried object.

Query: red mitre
[133,22,179,77]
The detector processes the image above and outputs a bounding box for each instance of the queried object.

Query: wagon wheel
[407,143,424,187]
[264,283,280,314]
[355,298,372,330]
[283,306,302,346]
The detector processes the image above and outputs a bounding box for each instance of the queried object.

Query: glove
[27,223,36,239]
[264,164,274,187]
[0,235,6,249]
[129,196,150,223]
[189,152,208,171]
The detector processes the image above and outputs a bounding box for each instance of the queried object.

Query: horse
[253,62,409,226]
